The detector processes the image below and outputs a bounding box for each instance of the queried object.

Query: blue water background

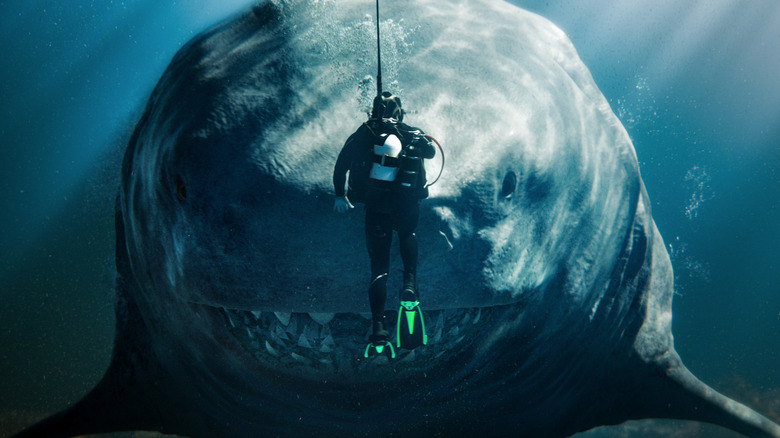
[0,1,777,436]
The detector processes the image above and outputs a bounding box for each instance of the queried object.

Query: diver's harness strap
[373,154,399,167]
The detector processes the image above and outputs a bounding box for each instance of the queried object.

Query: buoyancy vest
[346,118,432,205]
[368,119,429,195]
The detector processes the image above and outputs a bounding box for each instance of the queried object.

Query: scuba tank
[369,129,424,191]
[397,136,423,189]
[370,133,403,182]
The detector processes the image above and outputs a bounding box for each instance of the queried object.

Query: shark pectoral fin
[14,203,199,438]
[621,351,780,438]
[13,282,175,438]
[664,362,780,438]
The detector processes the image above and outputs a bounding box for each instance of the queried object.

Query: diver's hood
[372,92,403,121]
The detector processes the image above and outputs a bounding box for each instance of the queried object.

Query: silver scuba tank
[369,133,402,182]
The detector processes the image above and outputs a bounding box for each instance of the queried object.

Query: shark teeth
[218,307,495,377]
[284,316,298,337]
[432,312,444,344]
[290,352,311,365]
[297,332,313,349]
[265,340,280,357]
[320,335,336,353]
[270,323,288,345]
[274,311,291,326]
[309,312,335,325]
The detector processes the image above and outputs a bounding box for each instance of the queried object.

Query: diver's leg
[397,201,420,298]
[368,274,389,340]
[366,207,392,340]
[398,232,417,293]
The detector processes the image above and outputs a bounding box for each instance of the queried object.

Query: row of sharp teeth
[224,308,484,329]
[223,309,347,355]
[220,307,485,372]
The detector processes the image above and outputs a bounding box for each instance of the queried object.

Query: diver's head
[371,91,404,121]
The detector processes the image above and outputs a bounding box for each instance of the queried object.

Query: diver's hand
[334,196,354,213]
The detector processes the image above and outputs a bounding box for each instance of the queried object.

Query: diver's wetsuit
[365,195,420,321]
[333,118,435,333]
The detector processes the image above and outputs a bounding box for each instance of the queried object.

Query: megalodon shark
[15,1,780,437]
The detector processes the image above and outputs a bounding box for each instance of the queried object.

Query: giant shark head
[16,1,780,438]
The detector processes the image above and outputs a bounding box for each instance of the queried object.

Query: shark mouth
[218,306,494,381]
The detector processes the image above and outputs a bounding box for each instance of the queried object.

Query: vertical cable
[376,0,382,96]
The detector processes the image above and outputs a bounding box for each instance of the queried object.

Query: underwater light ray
[0,0,163,275]
[0,0,253,285]
[641,1,738,91]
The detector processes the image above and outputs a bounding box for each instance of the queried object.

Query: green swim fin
[364,339,396,359]
[396,298,427,349]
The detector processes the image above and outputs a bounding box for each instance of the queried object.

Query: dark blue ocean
[1,1,777,437]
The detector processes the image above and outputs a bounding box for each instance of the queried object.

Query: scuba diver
[333,92,436,357]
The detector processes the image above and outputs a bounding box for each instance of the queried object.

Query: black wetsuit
[333,119,436,323]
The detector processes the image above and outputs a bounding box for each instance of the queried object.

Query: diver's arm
[333,130,361,212]
[333,147,350,198]
[333,127,364,197]
[333,147,353,213]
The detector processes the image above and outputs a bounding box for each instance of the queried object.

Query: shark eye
[501,171,517,199]
[175,176,187,202]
